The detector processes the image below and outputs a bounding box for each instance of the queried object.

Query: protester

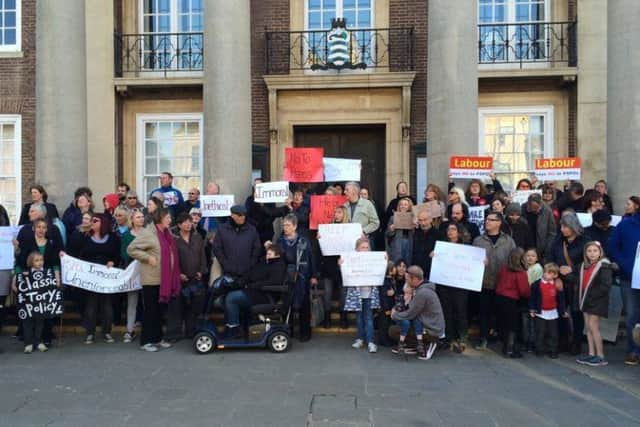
[116,182,131,205]
[119,210,146,343]
[177,187,200,217]
[386,197,415,263]
[378,262,399,347]
[623,196,640,217]
[102,193,120,217]
[243,244,287,312]
[343,182,380,247]
[423,184,447,218]
[541,184,561,223]
[491,197,507,215]
[391,281,418,355]
[144,197,163,226]
[443,202,480,241]
[522,248,543,351]
[150,172,184,216]
[391,265,445,361]
[515,178,533,191]
[504,203,534,249]
[126,208,177,352]
[246,178,277,244]
[447,187,467,206]
[583,189,605,214]
[62,190,94,240]
[585,210,614,248]
[594,180,614,214]
[384,181,416,227]
[529,263,566,358]
[557,182,585,214]
[113,206,130,235]
[411,210,439,279]
[123,190,144,212]
[18,184,60,225]
[343,237,380,353]
[360,186,386,250]
[522,193,557,259]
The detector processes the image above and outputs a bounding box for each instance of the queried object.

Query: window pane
[187,122,199,135]
[145,140,157,156]
[357,11,370,27]
[1,124,14,140]
[344,0,356,7]
[309,0,321,9]
[181,0,190,12]
[344,10,355,27]
[4,30,15,45]
[323,12,334,29]
[145,158,158,174]
[324,0,336,8]
[358,0,371,7]
[158,0,170,13]
[5,11,16,27]
[6,0,16,9]
[308,11,321,29]
[158,15,170,32]
[158,122,171,138]
[1,158,14,175]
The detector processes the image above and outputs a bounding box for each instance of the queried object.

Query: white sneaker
[37,343,48,352]
[368,343,378,353]
[84,334,94,345]
[352,339,364,349]
[104,334,115,343]
[157,340,172,349]
[24,345,33,354]
[140,343,159,352]
[123,332,134,343]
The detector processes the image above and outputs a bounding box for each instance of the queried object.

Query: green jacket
[343,198,380,235]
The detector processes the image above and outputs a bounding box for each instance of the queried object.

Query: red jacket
[495,266,531,301]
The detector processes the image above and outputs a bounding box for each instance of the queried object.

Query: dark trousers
[535,317,559,354]
[141,286,163,345]
[22,317,44,346]
[495,295,520,347]
[167,283,206,338]
[437,285,468,341]
[290,288,311,340]
[83,291,113,335]
[165,296,183,340]
[478,289,495,341]
[377,312,394,346]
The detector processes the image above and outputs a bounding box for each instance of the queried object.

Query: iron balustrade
[265,27,415,74]
[114,32,203,76]
[478,21,577,67]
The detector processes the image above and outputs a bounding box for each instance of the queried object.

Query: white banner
[340,251,387,287]
[577,213,623,228]
[632,242,640,290]
[255,181,289,203]
[318,223,363,256]
[324,157,361,182]
[429,241,486,292]
[0,226,20,270]
[511,190,542,205]
[468,205,489,234]
[534,169,581,181]
[201,195,235,217]
[61,255,142,294]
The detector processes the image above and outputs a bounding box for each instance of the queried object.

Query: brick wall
[0,0,35,209]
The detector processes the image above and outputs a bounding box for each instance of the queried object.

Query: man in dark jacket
[556,182,585,214]
[441,203,480,241]
[505,202,534,249]
[522,193,556,258]
[412,210,440,279]
[584,209,614,247]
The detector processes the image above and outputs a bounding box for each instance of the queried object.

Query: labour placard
[310,195,348,230]
[200,195,235,217]
[324,157,361,182]
[255,181,289,204]
[429,241,486,292]
[449,156,493,179]
[534,157,581,181]
[340,251,387,287]
[318,223,363,256]
[283,148,324,183]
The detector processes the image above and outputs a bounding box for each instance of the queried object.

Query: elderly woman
[18,184,60,225]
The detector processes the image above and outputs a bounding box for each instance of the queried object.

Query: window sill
[0,51,24,58]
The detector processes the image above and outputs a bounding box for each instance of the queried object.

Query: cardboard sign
[255,181,289,204]
[310,195,348,230]
[62,255,142,294]
[324,157,361,182]
[415,201,443,219]
[16,269,64,320]
[468,205,489,234]
[284,148,324,183]
[318,223,363,256]
[632,242,640,290]
[0,226,20,270]
[511,190,542,205]
[449,156,493,179]
[201,195,234,217]
[534,157,581,181]
[393,212,415,230]
[340,251,387,287]
[429,241,486,292]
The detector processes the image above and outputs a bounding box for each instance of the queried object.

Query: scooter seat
[251,303,281,315]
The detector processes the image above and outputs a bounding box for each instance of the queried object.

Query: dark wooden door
[294,125,386,204]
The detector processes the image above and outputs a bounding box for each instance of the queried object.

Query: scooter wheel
[267,332,290,353]
[193,332,216,354]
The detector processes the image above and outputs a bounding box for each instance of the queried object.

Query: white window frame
[136,113,203,198]
[0,114,21,224]
[0,0,21,52]
[478,106,554,185]
[304,0,375,30]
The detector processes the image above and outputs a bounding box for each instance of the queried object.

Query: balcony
[264,27,415,75]
[478,21,577,71]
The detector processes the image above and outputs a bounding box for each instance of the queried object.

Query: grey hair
[283,213,298,227]
[559,211,584,236]
[345,181,360,192]
[29,202,47,218]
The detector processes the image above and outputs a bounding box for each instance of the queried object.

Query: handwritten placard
[255,181,289,204]
[534,157,581,181]
[284,148,324,183]
[310,195,348,230]
[340,251,387,287]
[324,157,361,182]
[16,269,64,320]
[318,223,363,256]
[62,255,142,294]
[0,226,20,270]
[393,212,415,230]
[511,190,542,205]
[468,205,489,234]
[201,195,235,217]
[429,241,486,292]
[449,156,493,179]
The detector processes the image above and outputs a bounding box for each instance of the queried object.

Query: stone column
[36,0,87,207]
[577,0,607,187]
[607,1,640,211]
[426,0,478,190]
[203,0,252,200]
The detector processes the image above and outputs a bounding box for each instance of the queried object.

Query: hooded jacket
[391,281,445,338]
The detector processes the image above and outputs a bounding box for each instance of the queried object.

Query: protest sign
[632,242,640,290]
[324,157,361,182]
[310,195,348,229]
[468,205,489,234]
[610,215,622,227]
[393,212,415,230]
[317,223,363,256]
[449,156,493,179]
[534,157,581,181]
[511,190,542,205]
[415,201,443,219]
[283,147,324,183]
[429,241,486,292]
[576,212,593,228]
[255,181,289,203]
[0,226,20,270]
[61,255,142,294]
[200,195,234,217]
[16,269,64,320]
[340,251,387,287]
[161,190,181,207]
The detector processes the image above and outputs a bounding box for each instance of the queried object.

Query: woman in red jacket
[495,247,531,358]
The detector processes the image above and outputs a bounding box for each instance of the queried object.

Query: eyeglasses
[486,218,501,222]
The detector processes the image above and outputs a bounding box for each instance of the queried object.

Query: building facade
[0,0,638,223]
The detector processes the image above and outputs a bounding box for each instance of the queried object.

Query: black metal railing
[114,32,203,77]
[265,27,415,74]
[478,21,577,67]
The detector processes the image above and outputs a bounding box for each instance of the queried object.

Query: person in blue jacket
[150,172,184,217]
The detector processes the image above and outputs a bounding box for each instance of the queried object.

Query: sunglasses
[127,196,137,200]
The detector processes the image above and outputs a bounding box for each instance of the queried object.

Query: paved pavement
[0,334,639,427]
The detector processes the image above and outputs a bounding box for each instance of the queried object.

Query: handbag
[310,280,325,328]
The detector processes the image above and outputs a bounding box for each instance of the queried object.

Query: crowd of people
[1,171,640,366]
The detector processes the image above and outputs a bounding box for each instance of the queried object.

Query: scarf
[156,225,181,303]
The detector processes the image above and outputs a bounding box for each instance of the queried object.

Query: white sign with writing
[340,251,387,287]
[632,242,640,290]
[511,190,542,205]
[324,157,361,182]
[200,195,235,217]
[318,223,363,256]
[0,226,20,270]
[429,241,486,292]
[468,205,489,234]
[61,255,142,294]
[255,181,289,203]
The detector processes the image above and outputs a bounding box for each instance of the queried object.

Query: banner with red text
[310,195,348,229]
[284,148,324,183]
[534,157,581,181]
[449,156,493,179]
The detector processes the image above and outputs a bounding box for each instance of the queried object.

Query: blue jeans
[224,290,251,328]
[397,318,424,338]
[356,298,374,344]
[621,281,640,355]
